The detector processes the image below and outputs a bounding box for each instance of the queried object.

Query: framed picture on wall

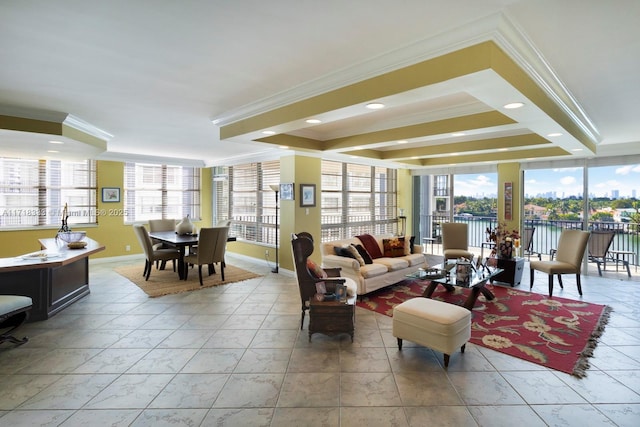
[300,184,316,207]
[102,187,120,203]
[280,183,294,200]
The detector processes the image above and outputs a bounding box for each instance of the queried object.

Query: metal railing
[421,215,640,267]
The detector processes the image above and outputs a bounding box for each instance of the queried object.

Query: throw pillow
[410,236,416,253]
[306,259,327,279]
[404,235,416,255]
[351,243,373,264]
[334,246,356,259]
[346,244,365,266]
[355,233,383,259]
[383,237,405,257]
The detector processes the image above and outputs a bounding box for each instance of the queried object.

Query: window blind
[0,158,97,227]
[124,162,200,222]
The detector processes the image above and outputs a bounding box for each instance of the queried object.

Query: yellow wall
[0,160,212,258]
[397,169,413,236]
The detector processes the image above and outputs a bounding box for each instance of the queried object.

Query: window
[124,162,200,223]
[214,161,280,245]
[0,158,97,228]
[321,160,397,241]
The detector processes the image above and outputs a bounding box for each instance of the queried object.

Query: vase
[175,215,194,235]
[498,240,513,259]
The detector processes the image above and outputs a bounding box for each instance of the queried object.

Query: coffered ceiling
[1,1,639,169]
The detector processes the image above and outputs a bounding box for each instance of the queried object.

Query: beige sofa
[320,234,426,297]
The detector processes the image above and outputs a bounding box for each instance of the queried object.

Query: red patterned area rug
[357,281,612,377]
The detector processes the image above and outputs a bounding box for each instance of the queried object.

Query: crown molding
[212,12,598,148]
[96,151,205,168]
[63,114,113,142]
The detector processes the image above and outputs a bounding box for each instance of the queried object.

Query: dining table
[148,231,236,280]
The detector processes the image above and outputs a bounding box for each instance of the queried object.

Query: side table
[487,256,525,287]
[309,294,355,342]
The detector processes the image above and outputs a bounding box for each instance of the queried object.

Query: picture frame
[280,183,294,200]
[300,183,316,207]
[101,187,120,203]
[335,283,347,302]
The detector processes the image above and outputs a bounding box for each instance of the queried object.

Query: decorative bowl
[57,231,86,243]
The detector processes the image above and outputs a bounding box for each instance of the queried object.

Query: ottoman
[392,297,471,367]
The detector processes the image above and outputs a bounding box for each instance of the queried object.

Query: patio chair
[588,231,616,276]
[522,227,542,260]
[442,223,473,262]
[530,229,590,297]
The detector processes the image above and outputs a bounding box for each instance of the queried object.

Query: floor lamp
[269,184,280,273]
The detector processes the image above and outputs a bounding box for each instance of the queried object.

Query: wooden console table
[0,237,105,321]
[308,294,355,342]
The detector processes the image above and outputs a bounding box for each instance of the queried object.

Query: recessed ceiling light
[397,140,408,144]
[262,130,276,135]
[366,102,385,110]
[305,119,321,124]
[571,148,583,152]
[47,150,59,153]
[547,132,563,137]
[451,153,459,156]
[498,148,508,151]
[411,156,419,159]
[354,146,363,150]
[278,145,289,149]
[350,155,359,159]
[503,102,524,109]
[49,140,64,144]
[451,132,465,137]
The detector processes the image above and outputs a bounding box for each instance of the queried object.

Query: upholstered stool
[0,295,33,345]
[393,297,471,367]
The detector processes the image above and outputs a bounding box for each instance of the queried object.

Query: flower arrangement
[486,222,520,258]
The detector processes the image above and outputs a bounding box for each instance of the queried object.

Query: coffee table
[407,261,503,310]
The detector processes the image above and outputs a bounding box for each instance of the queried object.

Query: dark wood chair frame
[291,232,346,330]
[0,302,32,345]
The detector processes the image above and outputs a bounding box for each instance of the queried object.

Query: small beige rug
[115,263,261,297]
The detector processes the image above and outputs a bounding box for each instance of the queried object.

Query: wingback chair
[133,224,180,281]
[183,226,229,285]
[530,229,590,297]
[442,223,473,261]
[291,232,353,330]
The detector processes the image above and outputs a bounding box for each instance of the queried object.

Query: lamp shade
[269,184,280,192]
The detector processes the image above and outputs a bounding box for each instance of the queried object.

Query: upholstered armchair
[530,229,590,296]
[133,224,180,281]
[183,226,230,285]
[291,232,351,330]
[442,223,473,262]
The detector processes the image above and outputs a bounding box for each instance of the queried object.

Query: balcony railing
[422,215,640,267]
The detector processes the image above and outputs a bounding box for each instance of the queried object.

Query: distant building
[612,189,620,199]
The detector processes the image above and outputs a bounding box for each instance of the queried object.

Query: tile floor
[1,254,639,426]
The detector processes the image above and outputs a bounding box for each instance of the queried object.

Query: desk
[608,250,633,276]
[0,237,105,321]
[148,231,237,280]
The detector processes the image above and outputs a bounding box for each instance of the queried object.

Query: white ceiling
[1,0,639,169]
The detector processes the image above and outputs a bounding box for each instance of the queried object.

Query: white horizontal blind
[0,158,97,227]
[320,160,397,241]
[223,160,280,244]
[124,162,200,223]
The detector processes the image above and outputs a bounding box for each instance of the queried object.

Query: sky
[453,164,640,199]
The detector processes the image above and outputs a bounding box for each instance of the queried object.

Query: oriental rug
[115,263,261,297]
[357,281,612,377]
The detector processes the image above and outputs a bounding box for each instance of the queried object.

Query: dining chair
[442,223,473,262]
[148,219,178,267]
[132,224,181,280]
[529,229,590,296]
[183,226,230,285]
